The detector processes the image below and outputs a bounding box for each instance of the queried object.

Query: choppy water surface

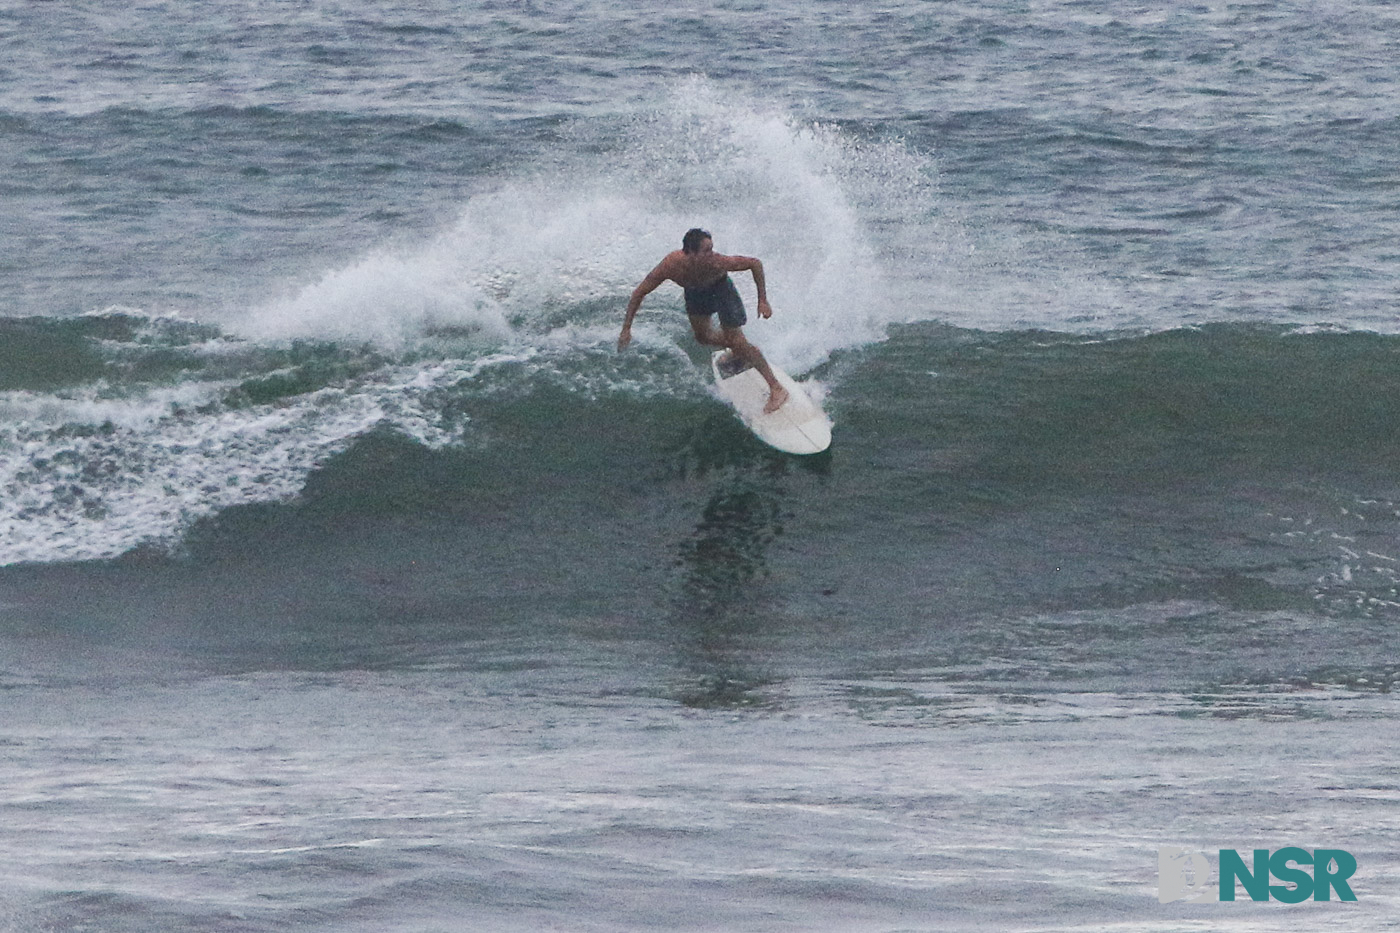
[3,2,1399,930]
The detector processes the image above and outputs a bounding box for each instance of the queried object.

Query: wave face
[8,312,1400,631]
[8,59,1399,571]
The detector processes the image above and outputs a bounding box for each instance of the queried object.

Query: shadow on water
[665,433,800,708]
[656,393,840,708]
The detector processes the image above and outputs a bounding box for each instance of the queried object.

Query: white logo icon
[1158,847,1217,903]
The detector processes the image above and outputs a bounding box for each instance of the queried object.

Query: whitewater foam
[233,81,956,374]
[0,360,476,566]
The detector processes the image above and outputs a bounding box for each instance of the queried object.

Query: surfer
[618,228,789,413]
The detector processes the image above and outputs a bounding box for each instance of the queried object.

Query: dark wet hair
[682,228,712,253]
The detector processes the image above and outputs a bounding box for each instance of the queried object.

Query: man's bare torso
[657,250,731,290]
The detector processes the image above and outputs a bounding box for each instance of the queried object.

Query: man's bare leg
[688,314,726,349]
[721,326,788,413]
[688,315,788,412]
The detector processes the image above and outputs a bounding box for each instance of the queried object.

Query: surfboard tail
[714,350,753,379]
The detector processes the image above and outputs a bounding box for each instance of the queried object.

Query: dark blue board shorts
[684,275,747,329]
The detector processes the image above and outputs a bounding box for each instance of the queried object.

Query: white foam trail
[238,242,515,347]
[235,79,954,373]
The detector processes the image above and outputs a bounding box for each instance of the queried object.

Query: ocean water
[3,1,1400,930]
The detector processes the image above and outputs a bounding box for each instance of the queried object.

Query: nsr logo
[1159,847,1358,903]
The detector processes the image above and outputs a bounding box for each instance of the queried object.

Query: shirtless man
[617,228,789,413]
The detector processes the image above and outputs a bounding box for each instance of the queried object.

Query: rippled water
[3,2,1399,930]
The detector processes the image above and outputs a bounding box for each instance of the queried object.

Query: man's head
[682,228,713,254]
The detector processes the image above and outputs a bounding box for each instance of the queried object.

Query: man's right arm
[618,261,671,351]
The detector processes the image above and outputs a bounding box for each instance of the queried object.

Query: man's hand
[617,324,632,352]
[757,299,774,319]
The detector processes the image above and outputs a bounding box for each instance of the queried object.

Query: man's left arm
[720,255,773,319]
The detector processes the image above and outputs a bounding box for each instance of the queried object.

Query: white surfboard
[711,350,833,455]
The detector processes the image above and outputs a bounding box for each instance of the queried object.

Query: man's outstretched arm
[618,263,669,351]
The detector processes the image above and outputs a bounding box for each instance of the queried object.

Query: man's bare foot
[763,385,789,414]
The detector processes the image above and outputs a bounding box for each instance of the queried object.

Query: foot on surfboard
[716,351,751,378]
[763,385,790,414]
